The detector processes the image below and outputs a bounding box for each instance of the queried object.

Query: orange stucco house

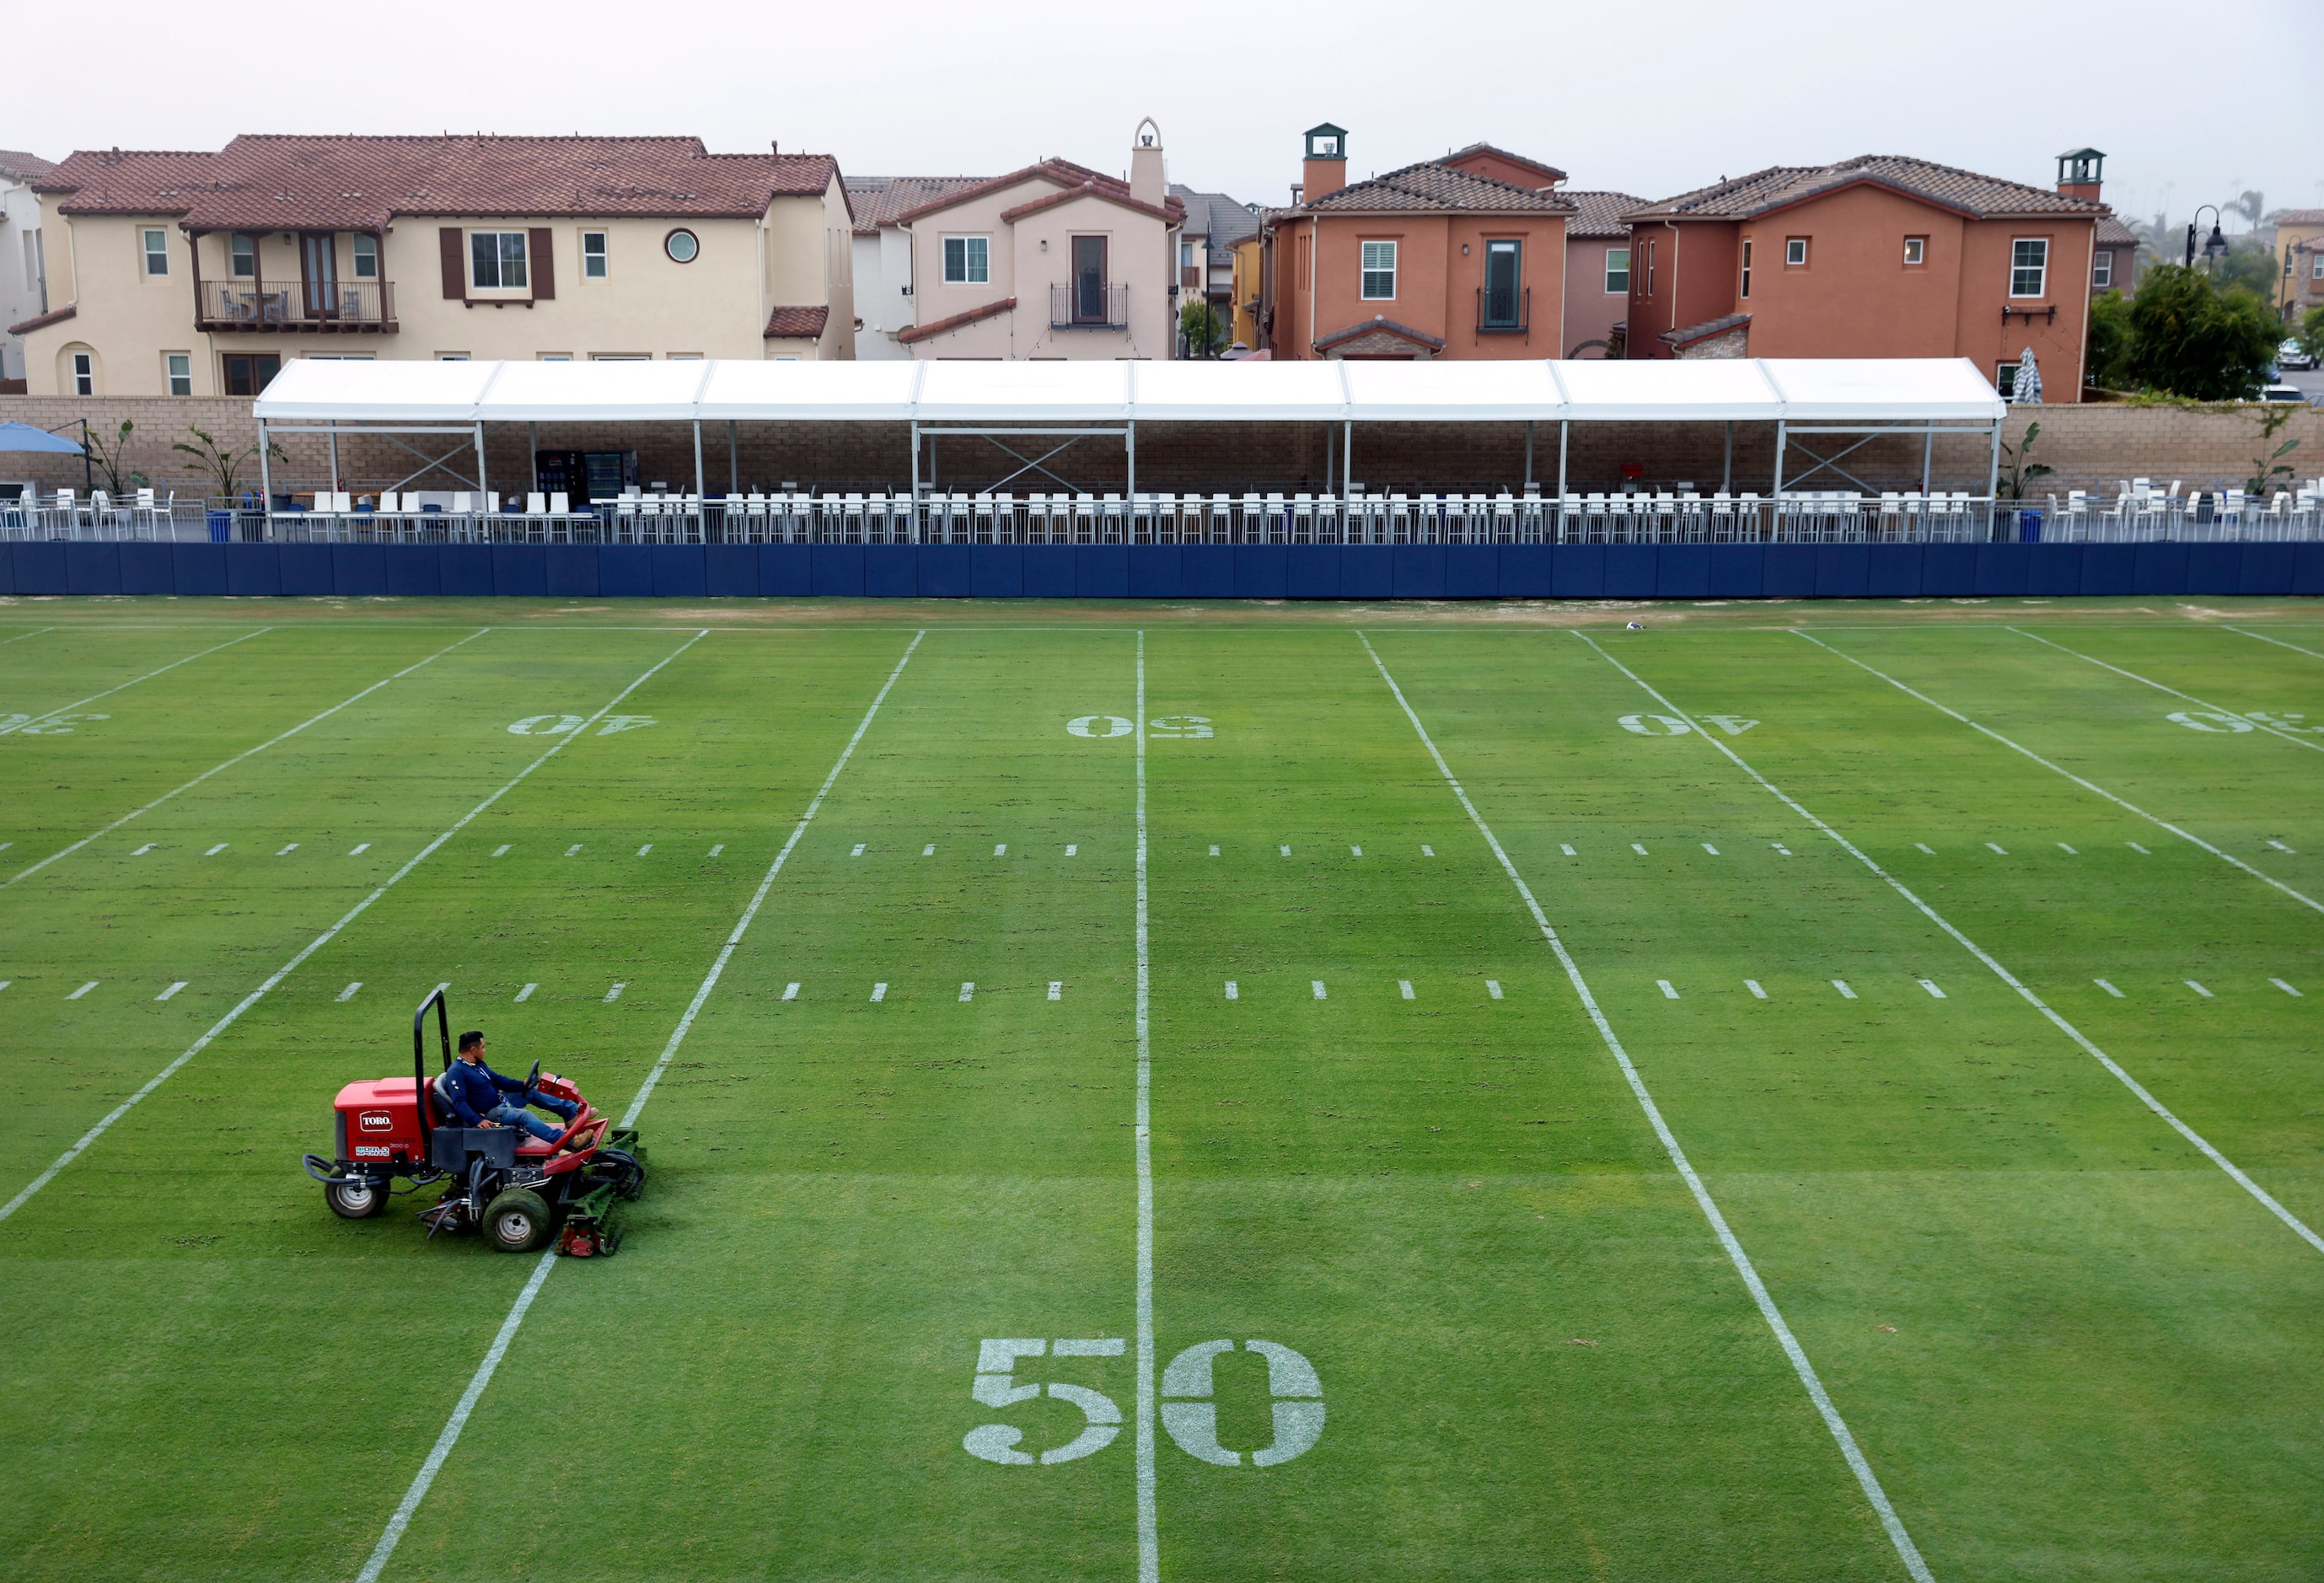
[1620,153,2117,399]
[1258,127,1574,360]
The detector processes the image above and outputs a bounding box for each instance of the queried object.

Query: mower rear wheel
[325,1177,389,1220]
[484,1189,553,1253]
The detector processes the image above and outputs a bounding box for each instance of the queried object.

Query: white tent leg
[258,418,273,524]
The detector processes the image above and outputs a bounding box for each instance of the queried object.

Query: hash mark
[1350,845,1362,856]
[1833,979,1856,1000]
[1657,979,1678,999]
[566,845,582,857]
[923,844,936,856]
[336,982,362,1002]
[995,844,1006,856]
[276,843,298,856]
[515,984,536,1002]
[1746,979,1768,999]
[1312,980,1327,1000]
[852,843,866,856]
[2057,843,2078,855]
[1702,843,1720,855]
[1280,845,1291,856]
[1632,843,1648,855]
[1209,845,1220,856]
[710,844,725,856]
[2095,979,2124,997]
[1066,845,1078,856]
[2268,840,2295,853]
[2127,841,2149,854]
[1918,979,1946,999]
[871,982,888,1002]
[0,981,9,993]
[2272,978,2302,996]
[2185,979,2213,999]
[1772,842,1792,856]
[493,845,511,856]
[205,844,227,856]
[1421,844,1435,856]
[1399,979,1414,1000]
[1049,981,1063,1001]
[1560,844,1577,856]
[959,982,975,1001]
[1914,843,1936,855]
[604,982,626,1002]
[156,981,187,1001]
[1224,980,1238,1000]
[637,844,652,856]
[68,981,98,1001]
[782,983,799,1001]
[133,843,156,856]
[351,842,371,855]
[1985,842,2007,856]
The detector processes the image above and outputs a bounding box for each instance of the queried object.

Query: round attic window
[664,228,699,264]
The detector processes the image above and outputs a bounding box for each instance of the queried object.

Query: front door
[302,233,338,320]
[1072,235,1108,324]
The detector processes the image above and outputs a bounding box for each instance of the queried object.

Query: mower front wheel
[324,1177,389,1220]
[484,1189,553,1253]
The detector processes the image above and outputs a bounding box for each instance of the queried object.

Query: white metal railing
[8,483,2321,547]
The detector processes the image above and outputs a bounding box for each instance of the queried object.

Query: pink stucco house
[891,121,1185,359]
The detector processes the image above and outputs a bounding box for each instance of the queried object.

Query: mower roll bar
[416,985,454,1130]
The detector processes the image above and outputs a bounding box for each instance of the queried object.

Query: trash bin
[207,509,232,544]
[2017,508,2043,544]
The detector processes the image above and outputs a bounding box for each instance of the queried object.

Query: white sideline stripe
[1049,980,1062,1001]
[0,631,707,1229]
[1919,979,1946,999]
[157,981,186,1001]
[959,982,974,1001]
[354,627,925,1583]
[1312,979,1328,999]
[351,843,370,856]
[1485,979,1503,999]
[604,983,625,1002]
[1833,979,1857,999]
[782,982,799,1001]
[1133,630,1157,1583]
[67,981,97,1001]
[870,982,888,1001]
[2273,978,2303,996]
[1795,632,2324,920]
[133,844,155,856]
[1746,979,1768,999]
[2223,624,2324,663]
[2010,626,2324,757]
[1224,979,1237,1000]
[1356,631,1935,1583]
[2185,979,2213,998]
[1399,979,1415,999]
[337,982,362,1002]
[2096,979,2124,997]
[1657,979,1679,999]
[0,629,485,893]
[0,626,55,646]
[1914,843,1936,855]
[1581,630,2324,1260]
[0,627,269,739]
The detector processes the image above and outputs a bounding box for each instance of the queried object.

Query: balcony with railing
[197,278,396,334]
[1050,282,1129,330]
[1476,285,1528,335]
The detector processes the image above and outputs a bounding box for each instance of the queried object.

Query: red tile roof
[1441,142,1568,185]
[0,150,56,183]
[845,176,990,234]
[1563,190,1649,240]
[896,295,1017,346]
[1297,158,1575,216]
[1312,314,1446,353]
[32,137,840,230]
[1626,155,2112,223]
[886,159,1183,228]
[2274,209,2324,225]
[7,303,73,336]
[764,305,829,339]
[1000,180,1178,226]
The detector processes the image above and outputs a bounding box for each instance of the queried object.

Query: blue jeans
[489,1092,575,1143]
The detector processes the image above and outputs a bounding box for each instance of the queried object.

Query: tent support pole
[692,421,705,499]
[529,421,538,494]
[258,418,272,515]
[1772,420,1786,498]
[1324,424,1333,494]
[1987,418,2003,529]
[1921,427,1934,494]
[909,421,920,539]
[1127,418,1135,498]
[1721,421,1732,493]
[1344,419,1353,494]
[474,422,488,506]
[1524,420,1534,489]
[729,420,739,494]
[1556,421,1569,501]
[329,422,341,491]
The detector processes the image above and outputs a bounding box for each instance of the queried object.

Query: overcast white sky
[10,0,2320,232]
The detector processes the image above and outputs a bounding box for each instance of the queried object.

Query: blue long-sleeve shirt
[439,1057,524,1127]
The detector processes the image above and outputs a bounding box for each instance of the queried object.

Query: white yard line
[0,627,270,738]
[1578,630,2324,1260]
[157,982,186,1001]
[1,629,486,893]
[0,626,56,647]
[2008,626,2324,757]
[354,628,925,1583]
[1794,631,2324,919]
[2222,625,2324,663]
[0,631,707,1227]
[1133,629,1157,1583]
[1357,631,1933,1583]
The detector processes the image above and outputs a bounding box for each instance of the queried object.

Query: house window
[1180,240,1194,271]
[142,228,169,276]
[352,234,378,279]
[1994,362,2017,398]
[582,230,608,279]
[1785,237,1808,266]
[942,235,989,285]
[664,228,698,264]
[230,233,256,278]
[2091,250,2112,289]
[1360,239,1397,300]
[72,351,94,396]
[1645,238,1656,297]
[1903,236,1925,266]
[437,352,470,361]
[2010,238,2048,298]
[1604,247,1630,294]
[470,230,529,290]
[2311,254,2322,281]
[221,353,280,395]
[1739,239,1751,299]
[1481,239,1522,329]
[165,352,192,396]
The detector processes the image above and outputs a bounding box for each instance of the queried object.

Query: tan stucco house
[12,134,855,397]
[889,122,1184,360]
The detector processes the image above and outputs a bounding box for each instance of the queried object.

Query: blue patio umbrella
[2013,346,2042,405]
[0,421,84,453]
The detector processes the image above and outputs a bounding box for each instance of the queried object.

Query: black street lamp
[2185,204,2230,270]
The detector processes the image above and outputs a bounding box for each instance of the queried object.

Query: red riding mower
[302,988,646,1255]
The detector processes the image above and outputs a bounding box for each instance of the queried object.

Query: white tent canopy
[255,356,2003,427]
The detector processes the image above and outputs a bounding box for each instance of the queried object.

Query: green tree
[2086,289,2135,389]
[2124,265,2281,400]
[2212,236,2280,298]
[1179,300,1230,357]
[2297,305,2324,366]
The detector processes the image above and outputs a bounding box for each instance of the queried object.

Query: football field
[2,597,2321,1580]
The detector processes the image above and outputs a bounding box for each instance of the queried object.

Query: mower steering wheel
[524,1060,541,1103]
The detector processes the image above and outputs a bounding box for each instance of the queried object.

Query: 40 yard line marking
[354,628,925,1583]
[1794,631,2324,920]
[1581,630,2324,1260]
[1357,631,1934,1583]
[2009,626,2324,758]
[0,626,270,738]
[0,631,706,1227]
[2,629,488,893]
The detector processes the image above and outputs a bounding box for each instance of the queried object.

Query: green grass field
[2,594,2321,1581]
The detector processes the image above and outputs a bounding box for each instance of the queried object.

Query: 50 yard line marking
[0,626,271,737]
[1794,631,2324,918]
[1578,630,2324,1260]
[1357,631,1932,1583]
[2,629,489,893]
[1133,630,1157,1583]
[352,629,924,1583]
[0,631,709,1226]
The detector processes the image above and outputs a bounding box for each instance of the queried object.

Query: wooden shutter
[439,228,465,299]
[529,228,555,299]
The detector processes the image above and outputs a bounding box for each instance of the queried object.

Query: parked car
[2280,338,2317,372]
[2260,385,2308,402]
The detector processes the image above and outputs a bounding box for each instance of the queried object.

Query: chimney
[1301,122,1348,205]
[1130,117,1165,207]
[2055,147,2104,202]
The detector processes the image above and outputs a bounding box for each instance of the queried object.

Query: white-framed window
[352,233,378,279]
[1994,362,2018,398]
[1604,247,1630,294]
[1785,237,1808,266]
[437,352,470,361]
[942,235,990,285]
[72,351,94,395]
[2091,250,2112,289]
[164,352,192,394]
[1360,239,1397,300]
[470,230,529,290]
[2311,254,2322,281]
[539,352,572,361]
[1179,240,1194,271]
[2010,238,2048,298]
[142,228,169,276]
[230,233,256,278]
[582,230,608,279]
[1903,236,1925,266]
[593,352,650,362]
[1739,239,1752,299]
